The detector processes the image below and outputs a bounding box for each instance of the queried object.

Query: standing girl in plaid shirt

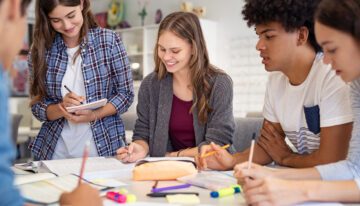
[28,0,134,160]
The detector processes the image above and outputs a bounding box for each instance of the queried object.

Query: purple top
[169,95,196,150]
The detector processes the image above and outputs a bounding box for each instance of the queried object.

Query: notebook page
[40,157,130,176]
[19,180,64,204]
[15,172,56,185]
[19,175,106,204]
[66,98,107,113]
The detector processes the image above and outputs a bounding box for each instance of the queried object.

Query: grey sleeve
[132,76,152,143]
[316,160,360,181]
[316,79,360,181]
[199,74,235,147]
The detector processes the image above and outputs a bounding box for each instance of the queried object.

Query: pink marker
[106,191,127,203]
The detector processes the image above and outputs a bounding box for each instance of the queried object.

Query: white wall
[21,0,267,118]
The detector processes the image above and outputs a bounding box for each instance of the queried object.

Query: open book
[66,98,107,113]
[15,157,133,204]
[16,173,108,204]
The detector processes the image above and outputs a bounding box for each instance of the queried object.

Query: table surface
[13,163,246,205]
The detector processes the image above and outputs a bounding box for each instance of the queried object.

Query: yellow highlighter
[201,144,230,158]
[210,185,241,198]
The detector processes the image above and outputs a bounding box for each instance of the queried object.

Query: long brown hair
[154,11,223,124]
[30,0,97,104]
[315,0,360,43]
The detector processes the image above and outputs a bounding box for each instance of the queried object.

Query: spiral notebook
[66,98,107,113]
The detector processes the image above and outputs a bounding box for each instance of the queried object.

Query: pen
[64,85,83,104]
[151,183,191,193]
[152,180,159,190]
[78,140,90,185]
[201,144,230,158]
[247,133,256,169]
[147,192,199,197]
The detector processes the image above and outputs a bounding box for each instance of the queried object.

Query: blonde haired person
[117,12,235,162]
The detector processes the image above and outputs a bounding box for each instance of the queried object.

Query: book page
[40,157,132,176]
[19,175,106,204]
[66,98,107,113]
[15,172,56,185]
[19,180,64,204]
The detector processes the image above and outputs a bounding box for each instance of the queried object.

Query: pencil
[201,144,230,158]
[247,133,256,170]
[78,140,90,185]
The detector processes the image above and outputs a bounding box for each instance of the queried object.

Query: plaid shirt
[29,27,134,160]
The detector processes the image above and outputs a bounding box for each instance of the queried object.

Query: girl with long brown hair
[117,12,234,162]
[29,0,134,160]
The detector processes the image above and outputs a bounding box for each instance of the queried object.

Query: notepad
[66,98,107,113]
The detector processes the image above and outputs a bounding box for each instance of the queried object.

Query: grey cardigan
[132,72,235,157]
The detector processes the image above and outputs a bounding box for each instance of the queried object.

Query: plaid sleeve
[107,32,134,114]
[28,52,58,122]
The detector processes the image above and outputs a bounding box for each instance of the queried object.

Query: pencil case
[132,160,197,181]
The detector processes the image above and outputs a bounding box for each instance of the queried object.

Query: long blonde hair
[30,0,97,104]
[154,12,223,124]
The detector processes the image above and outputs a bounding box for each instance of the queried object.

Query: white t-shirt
[53,46,98,159]
[263,53,353,154]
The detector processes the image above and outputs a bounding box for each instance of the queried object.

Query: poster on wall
[11,24,33,97]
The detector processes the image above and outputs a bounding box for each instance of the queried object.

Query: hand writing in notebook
[116,141,148,163]
[62,85,85,107]
[233,162,275,186]
[195,142,234,171]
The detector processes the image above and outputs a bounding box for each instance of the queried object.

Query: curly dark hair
[242,0,322,52]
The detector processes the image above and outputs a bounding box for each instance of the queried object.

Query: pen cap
[231,184,242,193]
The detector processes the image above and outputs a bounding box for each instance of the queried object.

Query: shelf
[127,52,143,57]
[115,24,159,33]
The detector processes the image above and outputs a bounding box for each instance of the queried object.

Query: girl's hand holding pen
[233,162,275,185]
[116,142,147,163]
[62,91,85,107]
[195,142,234,171]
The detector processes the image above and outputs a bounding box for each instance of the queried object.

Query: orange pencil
[201,144,230,158]
[78,140,90,185]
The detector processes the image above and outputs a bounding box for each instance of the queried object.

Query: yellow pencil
[201,144,230,158]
